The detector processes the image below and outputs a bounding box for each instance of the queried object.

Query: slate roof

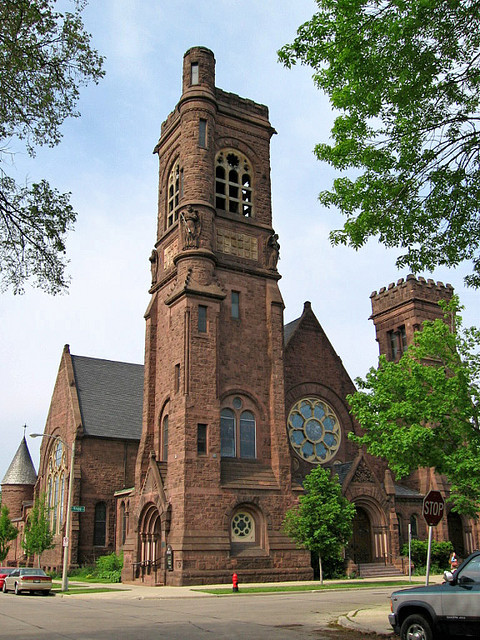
[394,484,423,498]
[332,461,353,487]
[284,317,301,344]
[71,355,144,441]
[2,437,37,485]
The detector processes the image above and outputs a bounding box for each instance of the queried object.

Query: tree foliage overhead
[279,0,480,287]
[283,465,356,583]
[0,0,104,294]
[348,297,480,517]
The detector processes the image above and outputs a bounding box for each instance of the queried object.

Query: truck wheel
[400,614,433,640]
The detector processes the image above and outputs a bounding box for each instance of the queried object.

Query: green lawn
[192,580,421,595]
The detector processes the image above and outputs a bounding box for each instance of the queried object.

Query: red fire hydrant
[232,573,239,592]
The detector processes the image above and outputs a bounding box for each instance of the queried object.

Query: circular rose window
[287,397,341,463]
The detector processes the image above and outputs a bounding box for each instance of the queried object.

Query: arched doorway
[448,512,465,558]
[137,503,163,582]
[351,507,372,563]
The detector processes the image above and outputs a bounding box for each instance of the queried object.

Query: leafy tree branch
[0,0,104,294]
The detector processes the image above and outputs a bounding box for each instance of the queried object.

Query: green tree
[0,505,18,562]
[22,494,54,565]
[0,0,104,294]
[349,297,480,517]
[283,466,356,583]
[279,1,480,287]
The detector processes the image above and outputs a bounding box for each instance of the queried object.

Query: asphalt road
[0,587,392,639]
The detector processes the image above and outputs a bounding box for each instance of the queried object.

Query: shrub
[95,551,123,582]
[401,539,453,572]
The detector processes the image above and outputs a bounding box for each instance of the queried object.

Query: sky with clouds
[1,0,478,479]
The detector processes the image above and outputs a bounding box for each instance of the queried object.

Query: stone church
[3,48,479,584]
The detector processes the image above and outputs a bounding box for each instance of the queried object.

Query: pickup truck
[389,550,480,639]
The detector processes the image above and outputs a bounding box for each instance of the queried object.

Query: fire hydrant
[232,573,239,592]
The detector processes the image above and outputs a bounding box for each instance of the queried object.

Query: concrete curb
[338,607,393,636]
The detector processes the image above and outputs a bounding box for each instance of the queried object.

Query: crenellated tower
[370,274,454,361]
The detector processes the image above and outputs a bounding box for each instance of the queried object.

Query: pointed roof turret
[1,436,37,485]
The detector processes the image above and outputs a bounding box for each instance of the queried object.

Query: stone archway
[137,503,163,583]
[347,498,390,565]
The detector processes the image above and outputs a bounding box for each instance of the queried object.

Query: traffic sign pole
[425,526,433,585]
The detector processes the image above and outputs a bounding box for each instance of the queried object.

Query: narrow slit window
[198,305,207,333]
[162,415,168,461]
[231,291,240,319]
[174,364,180,393]
[191,62,199,85]
[199,119,207,148]
[197,424,207,455]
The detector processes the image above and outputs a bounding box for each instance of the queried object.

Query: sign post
[422,490,445,585]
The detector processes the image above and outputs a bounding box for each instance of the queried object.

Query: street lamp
[30,433,75,592]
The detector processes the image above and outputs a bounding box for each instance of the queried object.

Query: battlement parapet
[370,274,453,316]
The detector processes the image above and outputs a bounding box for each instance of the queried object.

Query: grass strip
[192,580,419,595]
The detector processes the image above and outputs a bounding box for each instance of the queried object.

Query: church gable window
[46,439,66,535]
[167,161,183,228]
[215,150,253,217]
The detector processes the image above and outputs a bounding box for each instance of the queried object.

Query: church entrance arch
[348,498,389,565]
[137,503,162,582]
[351,507,372,563]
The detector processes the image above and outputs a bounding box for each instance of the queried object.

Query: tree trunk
[318,555,323,585]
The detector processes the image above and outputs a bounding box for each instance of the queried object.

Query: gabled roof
[71,355,144,441]
[2,437,37,485]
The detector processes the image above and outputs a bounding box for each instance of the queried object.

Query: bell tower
[126,47,311,586]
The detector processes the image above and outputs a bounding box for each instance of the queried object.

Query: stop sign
[423,490,445,526]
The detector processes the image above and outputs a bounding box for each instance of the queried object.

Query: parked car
[0,568,15,590]
[2,568,52,596]
[389,550,480,639]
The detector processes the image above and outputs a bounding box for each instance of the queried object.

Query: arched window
[46,439,67,534]
[220,397,256,459]
[94,502,107,547]
[162,415,169,462]
[230,505,265,556]
[410,514,418,539]
[215,150,252,217]
[167,161,183,227]
[220,408,236,457]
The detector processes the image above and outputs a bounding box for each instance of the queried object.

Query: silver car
[2,568,52,596]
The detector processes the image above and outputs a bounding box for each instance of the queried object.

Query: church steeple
[2,435,37,486]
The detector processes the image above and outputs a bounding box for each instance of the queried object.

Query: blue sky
[1,0,478,479]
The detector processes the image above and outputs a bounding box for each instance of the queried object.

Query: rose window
[287,398,341,463]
